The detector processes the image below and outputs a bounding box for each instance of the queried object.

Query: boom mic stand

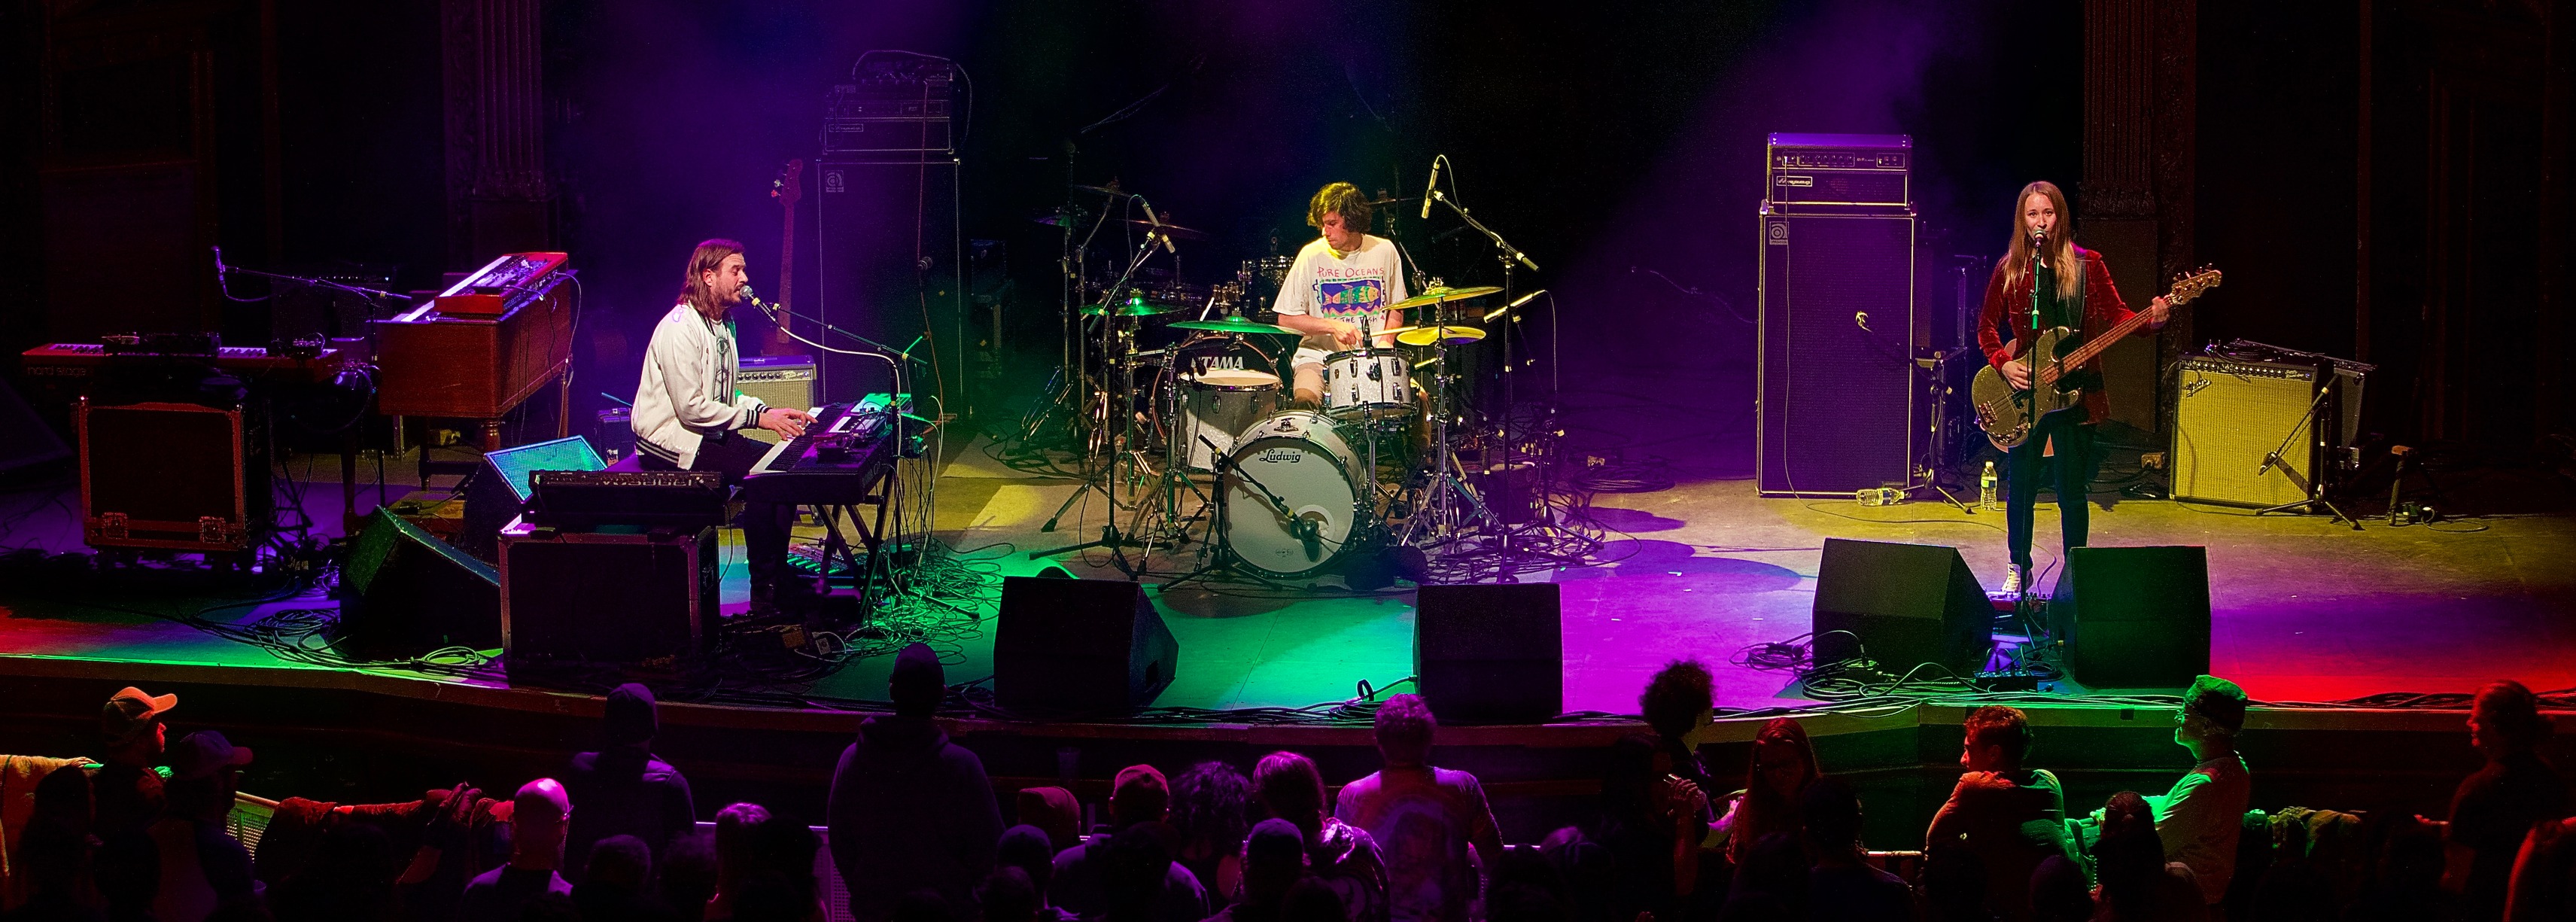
[2252,362,2360,529]
[1421,180,1553,582]
[1026,218,1176,576]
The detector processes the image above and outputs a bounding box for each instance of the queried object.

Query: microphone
[1142,204,1176,254]
[1420,157,1440,220]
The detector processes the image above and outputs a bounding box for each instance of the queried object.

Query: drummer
[1272,181,1410,409]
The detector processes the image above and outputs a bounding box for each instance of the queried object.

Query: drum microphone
[1142,204,1176,254]
[1421,157,1441,220]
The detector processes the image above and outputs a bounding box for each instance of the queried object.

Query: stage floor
[4,428,2571,717]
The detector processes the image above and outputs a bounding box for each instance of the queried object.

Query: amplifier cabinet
[76,400,266,552]
[497,517,716,673]
[1756,208,1917,496]
[2173,358,2322,508]
[736,354,817,444]
[1766,132,1911,211]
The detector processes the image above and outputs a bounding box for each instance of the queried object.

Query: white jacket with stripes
[631,302,767,468]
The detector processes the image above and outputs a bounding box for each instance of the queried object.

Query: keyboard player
[631,239,817,613]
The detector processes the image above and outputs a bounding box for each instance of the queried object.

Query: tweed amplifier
[2172,358,2325,508]
[737,354,817,443]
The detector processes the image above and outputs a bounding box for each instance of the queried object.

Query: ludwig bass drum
[1218,410,1368,580]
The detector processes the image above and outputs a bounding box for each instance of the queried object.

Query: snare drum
[1319,348,1414,421]
[1173,368,1281,471]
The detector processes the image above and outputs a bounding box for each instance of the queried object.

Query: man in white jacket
[632,239,815,611]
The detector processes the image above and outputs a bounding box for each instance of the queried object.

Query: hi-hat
[1170,315,1299,336]
[1381,324,1487,345]
[1389,285,1502,310]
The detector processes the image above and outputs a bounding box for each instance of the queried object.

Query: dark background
[7,0,2570,467]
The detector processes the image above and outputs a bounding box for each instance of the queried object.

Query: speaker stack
[1756,133,1918,497]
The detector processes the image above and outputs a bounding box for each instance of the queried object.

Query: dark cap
[167,731,253,780]
[605,683,658,744]
[890,643,946,715]
[2183,674,2248,732]
[1247,817,1306,864]
[1111,764,1169,825]
[101,687,177,743]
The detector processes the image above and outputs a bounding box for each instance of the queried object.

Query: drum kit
[1021,181,1540,588]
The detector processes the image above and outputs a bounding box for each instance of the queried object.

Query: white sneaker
[1998,564,2024,595]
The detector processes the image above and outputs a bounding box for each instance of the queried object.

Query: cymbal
[1170,315,1300,336]
[1389,285,1502,311]
[1080,298,1185,317]
[1382,324,1487,345]
[1029,213,1208,240]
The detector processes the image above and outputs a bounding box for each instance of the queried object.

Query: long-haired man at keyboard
[632,238,817,613]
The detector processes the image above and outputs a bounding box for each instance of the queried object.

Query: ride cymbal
[1388,285,1502,311]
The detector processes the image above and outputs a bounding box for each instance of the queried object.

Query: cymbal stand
[1401,302,1492,547]
[1031,222,1175,574]
[1422,182,1543,580]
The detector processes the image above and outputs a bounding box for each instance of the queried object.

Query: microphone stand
[1151,434,1311,592]
[1026,222,1175,574]
[1422,187,1552,582]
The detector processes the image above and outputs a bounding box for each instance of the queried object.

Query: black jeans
[642,432,795,591]
[2005,412,2100,571]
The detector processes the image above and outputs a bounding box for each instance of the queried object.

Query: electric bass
[1970,266,2222,449]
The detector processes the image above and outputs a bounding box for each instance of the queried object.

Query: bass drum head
[1219,411,1364,580]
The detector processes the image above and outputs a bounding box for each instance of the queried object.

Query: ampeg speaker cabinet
[736,355,818,444]
[2047,546,2212,689]
[2173,358,2325,508]
[1414,583,1562,724]
[337,509,501,659]
[993,577,1180,715]
[76,400,269,552]
[1757,209,1917,496]
[458,435,604,561]
[1810,539,1994,673]
[498,517,717,674]
[1765,133,1911,211]
[816,160,963,412]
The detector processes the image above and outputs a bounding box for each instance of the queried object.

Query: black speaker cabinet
[498,518,716,674]
[1414,583,1562,724]
[1756,209,1916,496]
[337,509,502,659]
[814,159,964,410]
[2048,546,2212,689]
[994,577,1180,715]
[1810,538,1994,673]
[458,435,604,561]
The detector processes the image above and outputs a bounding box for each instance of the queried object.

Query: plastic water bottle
[1980,461,1998,510]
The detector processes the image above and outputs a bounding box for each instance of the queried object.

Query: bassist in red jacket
[1977,181,2168,594]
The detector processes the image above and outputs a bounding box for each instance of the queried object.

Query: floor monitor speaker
[337,509,501,659]
[994,577,1179,715]
[1414,583,1562,724]
[1810,538,1993,673]
[458,436,604,561]
[2048,546,2211,689]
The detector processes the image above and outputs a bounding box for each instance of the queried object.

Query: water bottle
[1980,461,1998,510]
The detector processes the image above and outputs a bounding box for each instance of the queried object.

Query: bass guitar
[1970,266,2222,449]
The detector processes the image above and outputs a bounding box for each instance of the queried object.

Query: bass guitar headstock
[2167,266,2222,306]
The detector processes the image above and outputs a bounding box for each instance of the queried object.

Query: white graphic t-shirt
[1271,234,1409,367]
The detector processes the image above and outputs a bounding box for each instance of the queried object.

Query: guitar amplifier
[498,516,715,674]
[1765,133,1911,212]
[2172,358,2322,508]
[737,354,817,444]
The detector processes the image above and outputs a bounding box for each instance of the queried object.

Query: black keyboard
[528,470,728,530]
[742,394,907,505]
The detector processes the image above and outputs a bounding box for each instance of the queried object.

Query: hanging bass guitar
[1970,266,2222,450]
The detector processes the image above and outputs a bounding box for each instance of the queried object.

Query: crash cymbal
[1170,315,1300,336]
[1080,297,1185,317]
[1382,324,1487,346]
[1389,285,1502,311]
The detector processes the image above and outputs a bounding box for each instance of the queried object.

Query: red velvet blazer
[1975,246,2146,426]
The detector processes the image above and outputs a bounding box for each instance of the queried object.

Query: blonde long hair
[2003,182,2081,302]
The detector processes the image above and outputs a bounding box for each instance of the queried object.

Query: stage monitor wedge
[2048,546,2211,689]
[994,577,1179,716]
[1811,538,1993,674]
[338,509,501,659]
[1414,583,1562,724]
[458,435,604,562]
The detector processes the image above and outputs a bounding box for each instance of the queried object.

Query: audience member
[1478,847,1568,922]
[1096,823,1187,922]
[658,832,722,922]
[1534,828,1616,922]
[2027,855,2091,922]
[828,644,1004,922]
[573,833,680,922]
[1169,762,1253,908]
[890,890,954,922]
[1723,832,1807,919]
[2092,792,2206,922]
[1591,735,1703,922]
[1018,787,1086,854]
[565,683,698,882]
[2505,816,2576,922]
[1638,661,1719,827]
[2443,680,2566,921]
[2344,814,2454,922]
[5,765,103,922]
[150,730,261,922]
[981,866,1044,922]
[744,818,823,922]
[457,778,576,921]
[93,686,175,842]
[2148,676,2252,909]
[1719,717,1822,868]
[1255,752,1386,922]
[997,825,1072,920]
[1925,705,2076,922]
[1918,842,1992,922]
[1333,695,1503,922]
[268,821,398,922]
[1802,777,1908,922]
[1283,878,1354,922]
[2249,817,2335,922]
[93,819,160,922]
[1051,765,1206,922]
[707,802,772,920]
[1208,819,1308,922]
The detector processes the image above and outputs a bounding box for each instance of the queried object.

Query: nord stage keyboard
[742,393,910,506]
